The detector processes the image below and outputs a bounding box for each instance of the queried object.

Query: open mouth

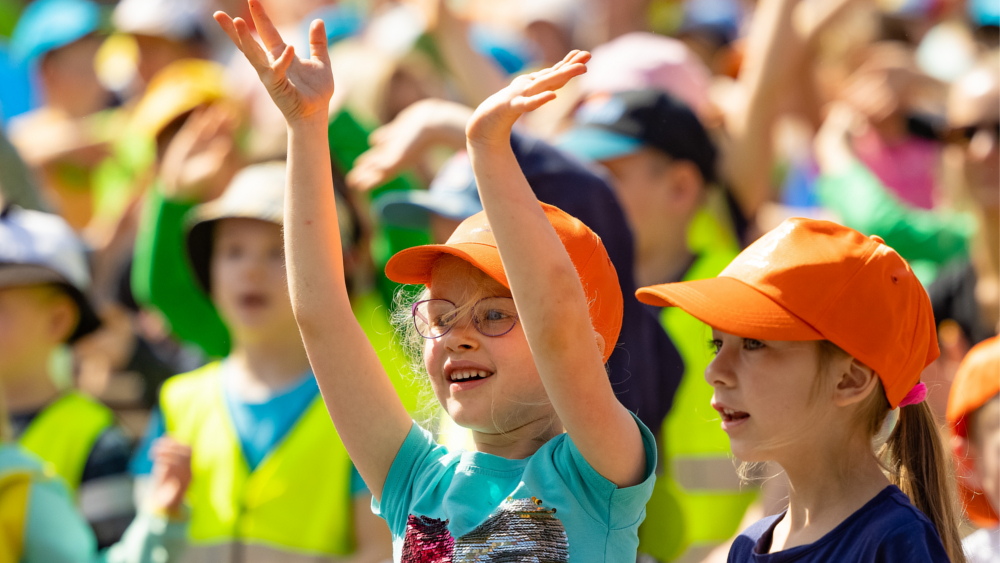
[449,369,493,383]
[720,408,750,423]
[239,294,269,308]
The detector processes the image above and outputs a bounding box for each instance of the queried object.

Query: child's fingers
[308,19,331,66]
[272,45,296,80]
[248,0,287,59]
[521,63,587,97]
[512,91,557,113]
[213,12,243,49]
[232,17,272,73]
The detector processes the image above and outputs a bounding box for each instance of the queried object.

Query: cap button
[870,235,885,245]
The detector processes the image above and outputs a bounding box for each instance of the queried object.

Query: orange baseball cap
[385,202,623,363]
[948,336,1000,438]
[947,336,1000,527]
[636,218,938,408]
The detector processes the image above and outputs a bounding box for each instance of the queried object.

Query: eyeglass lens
[413,297,518,338]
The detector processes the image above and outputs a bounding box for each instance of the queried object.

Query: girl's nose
[705,349,737,388]
[443,319,481,352]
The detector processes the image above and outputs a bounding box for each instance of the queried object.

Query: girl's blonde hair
[822,341,966,563]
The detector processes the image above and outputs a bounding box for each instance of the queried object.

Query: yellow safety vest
[161,363,355,561]
[352,289,423,415]
[639,208,757,562]
[19,392,115,491]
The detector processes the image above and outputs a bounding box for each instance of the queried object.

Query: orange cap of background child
[636,218,938,408]
[385,202,623,363]
[947,336,1000,528]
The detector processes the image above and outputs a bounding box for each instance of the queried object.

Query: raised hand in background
[160,105,241,203]
[147,437,193,518]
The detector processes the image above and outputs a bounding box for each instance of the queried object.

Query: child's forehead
[428,256,511,299]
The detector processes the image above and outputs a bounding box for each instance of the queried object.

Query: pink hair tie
[898,382,928,408]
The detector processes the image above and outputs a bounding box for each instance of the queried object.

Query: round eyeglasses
[412,297,519,339]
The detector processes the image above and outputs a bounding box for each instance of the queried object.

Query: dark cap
[558,89,717,184]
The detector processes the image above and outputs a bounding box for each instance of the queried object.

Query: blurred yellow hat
[130,59,227,138]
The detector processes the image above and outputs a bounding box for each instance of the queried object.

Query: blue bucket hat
[10,0,102,64]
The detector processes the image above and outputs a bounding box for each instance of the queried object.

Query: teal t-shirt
[373,414,657,562]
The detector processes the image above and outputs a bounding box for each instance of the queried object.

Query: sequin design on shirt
[401,496,569,562]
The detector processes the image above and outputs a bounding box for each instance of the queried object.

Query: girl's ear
[832,357,879,407]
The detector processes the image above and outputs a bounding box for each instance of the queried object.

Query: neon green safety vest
[19,392,114,491]
[353,289,423,415]
[639,208,757,562]
[161,362,355,562]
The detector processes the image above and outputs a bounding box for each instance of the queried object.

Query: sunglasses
[412,297,519,339]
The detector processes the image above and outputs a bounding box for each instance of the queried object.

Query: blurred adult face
[39,36,108,118]
[948,68,1000,210]
[210,218,297,343]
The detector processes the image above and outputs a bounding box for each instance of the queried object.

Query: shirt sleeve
[552,413,657,530]
[22,474,188,563]
[817,161,973,265]
[131,188,231,358]
[371,422,445,538]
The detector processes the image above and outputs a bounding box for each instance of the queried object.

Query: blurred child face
[705,330,845,463]
[948,69,1000,210]
[210,218,297,342]
[0,285,77,381]
[423,256,556,435]
[969,396,1000,513]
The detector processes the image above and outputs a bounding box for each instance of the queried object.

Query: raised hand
[465,50,590,147]
[160,105,240,203]
[214,0,334,124]
[147,437,193,518]
[346,99,472,191]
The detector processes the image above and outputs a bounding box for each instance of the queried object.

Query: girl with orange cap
[636,222,966,562]
[947,336,999,563]
[212,1,655,561]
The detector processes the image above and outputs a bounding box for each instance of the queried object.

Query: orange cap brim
[636,277,823,341]
[385,242,509,288]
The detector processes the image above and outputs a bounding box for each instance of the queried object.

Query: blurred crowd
[0,0,996,561]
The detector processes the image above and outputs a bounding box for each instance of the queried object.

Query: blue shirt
[728,486,950,563]
[131,367,367,496]
[373,414,657,562]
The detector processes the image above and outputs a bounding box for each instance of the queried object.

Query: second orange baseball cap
[385,203,623,363]
[636,218,939,408]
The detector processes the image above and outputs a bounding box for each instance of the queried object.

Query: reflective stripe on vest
[639,208,755,561]
[160,363,354,558]
[19,392,114,491]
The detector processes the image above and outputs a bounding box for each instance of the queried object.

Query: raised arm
[214,0,411,501]
[465,52,647,488]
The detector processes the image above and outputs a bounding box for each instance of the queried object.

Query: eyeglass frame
[411,297,520,339]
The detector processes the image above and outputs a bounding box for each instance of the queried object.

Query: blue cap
[374,152,483,229]
[10,0,102,64]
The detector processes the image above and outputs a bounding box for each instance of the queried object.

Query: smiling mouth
[449,369,493,383]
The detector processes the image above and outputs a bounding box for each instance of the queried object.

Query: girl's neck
[770,436,891,552]
[227,337,311,399]
[3,365,61,414]
[472,415,563,459]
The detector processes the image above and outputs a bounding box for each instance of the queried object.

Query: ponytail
[880,402,966,563]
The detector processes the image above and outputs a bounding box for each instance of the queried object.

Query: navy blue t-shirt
[729,486,949,563]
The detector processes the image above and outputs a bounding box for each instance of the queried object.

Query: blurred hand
[160,105,239,203]
[214,0,334,125]
[466,50,590,147]
[346,99,472,191]
[147,438,192,518]
[814,101,865,174]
